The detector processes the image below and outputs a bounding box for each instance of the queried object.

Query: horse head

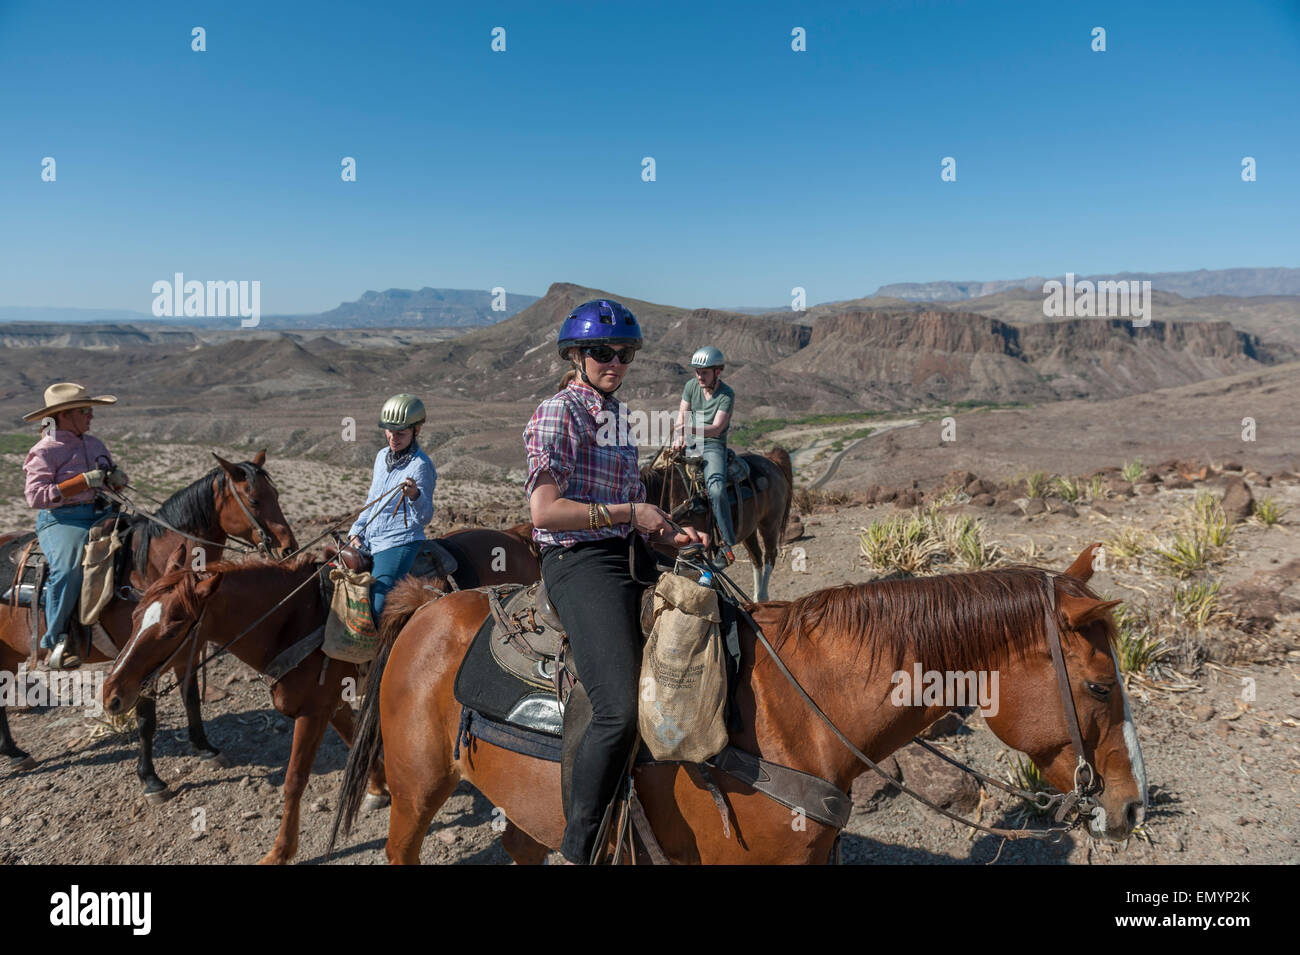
[213,450,298,558]
[103,543,222,716]
[982,543,1148,842]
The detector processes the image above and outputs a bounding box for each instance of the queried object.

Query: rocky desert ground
[1,392,1296,865]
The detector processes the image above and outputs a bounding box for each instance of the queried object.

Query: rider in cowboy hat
[346,394,437,624]
[673,345,737,565]
[524,299,707,864]
[22,383,130,670]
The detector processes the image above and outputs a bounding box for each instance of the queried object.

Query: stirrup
[48,638,82,671]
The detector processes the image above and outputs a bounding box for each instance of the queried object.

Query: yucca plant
[1113,610,1171,679]
[1105,526,1154,569]
[859,516,945,575]
[1252,496,1286,527]
[1053,476,1084,503]
[1156,492,1233,577]
[1173,580,1222,629]
[1025,471,1049,499]
[1007,754,1058,820]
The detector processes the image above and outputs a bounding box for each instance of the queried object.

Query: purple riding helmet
[556,299,643,394]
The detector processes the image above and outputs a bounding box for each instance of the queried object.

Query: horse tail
[765,445,795,540]
[328,577,442,856]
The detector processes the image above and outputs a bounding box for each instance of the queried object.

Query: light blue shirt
[348,445,437,553]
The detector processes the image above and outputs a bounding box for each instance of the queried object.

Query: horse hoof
[144,787,173,806]
[197,750,229,767]
[5,755,38,773]
[362,791,391,813]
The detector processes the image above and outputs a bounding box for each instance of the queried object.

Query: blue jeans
[34,502,109,649]
[370,540,423,624]
[701,440,737,548]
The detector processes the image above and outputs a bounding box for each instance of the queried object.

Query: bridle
[700,562,1106,842]
[222,470,279,556]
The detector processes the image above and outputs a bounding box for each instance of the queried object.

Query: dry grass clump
[859,504,1002,575]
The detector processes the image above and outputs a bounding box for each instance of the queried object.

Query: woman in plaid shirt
[524,299,706,864]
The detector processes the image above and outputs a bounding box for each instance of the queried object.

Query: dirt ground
[1,442,1298,865]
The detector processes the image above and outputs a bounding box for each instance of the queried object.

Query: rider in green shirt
[673,345,737,565]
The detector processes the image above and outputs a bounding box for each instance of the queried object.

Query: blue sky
[1,0,1297,314]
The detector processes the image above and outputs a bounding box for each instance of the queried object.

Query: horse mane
[767,566,1107,674]
[131,461,269,573]
[138,553,317,621]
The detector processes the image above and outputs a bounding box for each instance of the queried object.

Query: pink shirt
[23,430,115,509]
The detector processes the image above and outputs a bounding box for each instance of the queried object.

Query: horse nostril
[1125,800,1142,829]
[106,697,120,715]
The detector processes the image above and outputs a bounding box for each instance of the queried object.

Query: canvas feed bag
[79,520,123,626]
[638,572,729,762]
[323,565,379,663]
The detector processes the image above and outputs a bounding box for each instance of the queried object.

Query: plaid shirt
[524,379,646,547]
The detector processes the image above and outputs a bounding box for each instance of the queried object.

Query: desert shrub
[1024,471,1049,498]
[858,505,1000,574]
[1252,496,1286,527]
[1172,580,1222,629]
[1155,492,1233,578]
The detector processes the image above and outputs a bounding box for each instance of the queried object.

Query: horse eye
[1086,682,1112,699]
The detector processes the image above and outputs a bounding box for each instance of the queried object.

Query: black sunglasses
[583,344,637,365]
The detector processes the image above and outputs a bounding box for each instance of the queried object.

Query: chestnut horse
[641,447,793,600]
[0,452,296,776]
[334,543,1147,864]
[101,525,540,864]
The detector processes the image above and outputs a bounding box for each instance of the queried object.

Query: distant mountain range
[0,288,540,330]
[875,267,1300,301]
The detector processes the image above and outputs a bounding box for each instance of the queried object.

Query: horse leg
[180,669,225,766]
[1,699,36,772]
[0,641,36,771]
[260,712,330,865]
[134,696,171,802]
[502,819,551,865]
[328,704,390,811]
[741,530,765,600]
[387,771,459,865]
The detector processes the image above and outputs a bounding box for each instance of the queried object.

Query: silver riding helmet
[378,394,426,430]
[690,345,725,369]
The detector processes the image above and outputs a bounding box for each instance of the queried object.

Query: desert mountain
[875,266,1300,300]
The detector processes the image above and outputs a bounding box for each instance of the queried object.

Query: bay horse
[101,525,540,865]
[334,543,1147,864]
[0,452,296,778]
[641,447,793,600]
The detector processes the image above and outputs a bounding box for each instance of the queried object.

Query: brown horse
[334,543,1147,864]
[641,447,793,600]
[101,525,540,864]
[0,452,297,779]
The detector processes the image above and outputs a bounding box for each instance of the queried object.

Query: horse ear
[212,452,242,481]
[164,542,189,575]
[1063,543,1102,582]
[253,449,266,467]
[195,575,222,599]
[1059,591,1122,629]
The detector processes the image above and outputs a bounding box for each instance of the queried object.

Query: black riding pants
[541,534,656,864]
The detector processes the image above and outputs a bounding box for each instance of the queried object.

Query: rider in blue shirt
[347,394,437,622]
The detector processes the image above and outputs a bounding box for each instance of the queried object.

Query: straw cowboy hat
[23,382,118,422]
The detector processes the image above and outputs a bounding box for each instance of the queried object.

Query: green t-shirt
[682,379,735,443]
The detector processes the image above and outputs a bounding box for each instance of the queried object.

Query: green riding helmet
[378,394,426,431]
[690,345,725,369]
